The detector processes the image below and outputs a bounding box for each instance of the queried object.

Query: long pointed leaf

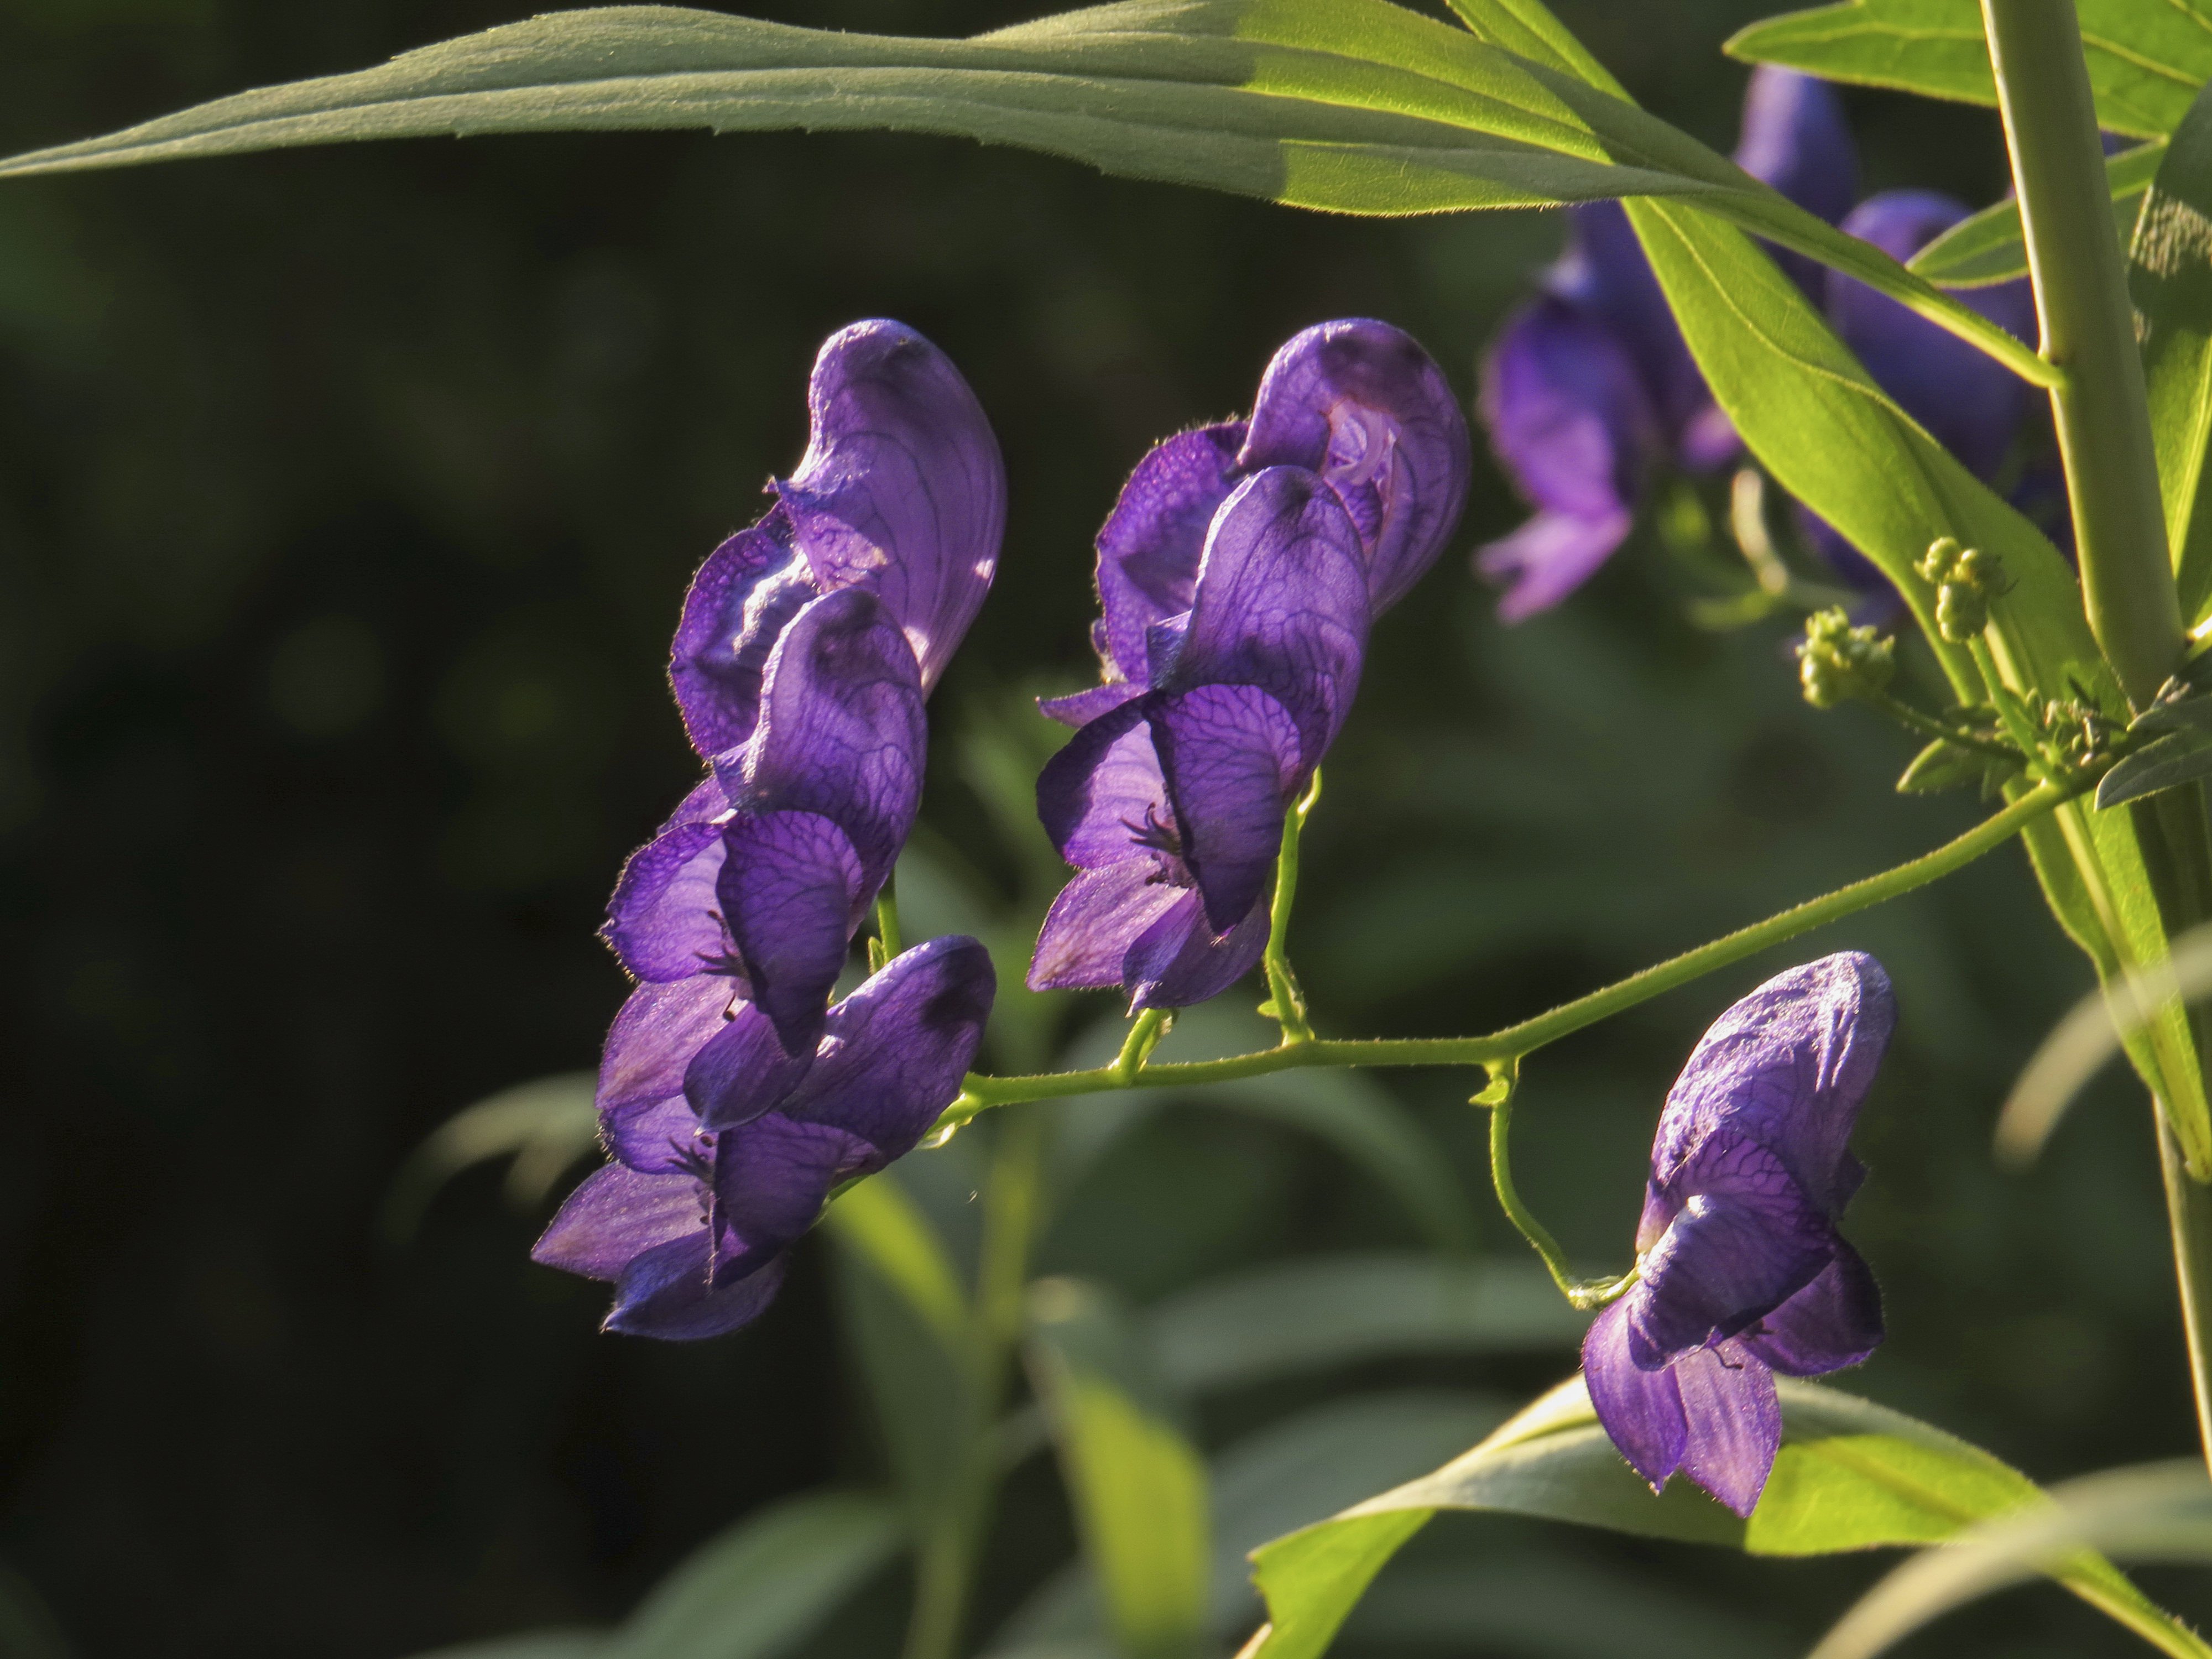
[2135,82,2212,628]
[1912,141,2164,289]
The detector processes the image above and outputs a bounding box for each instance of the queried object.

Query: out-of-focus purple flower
[1798,191,2043,588]
[1477,66,1857,619]
[1029,468,1369,1011]
[1042,320,1463,725]
[533,935,995,1340]
[1583,953,1891,1517]
[671,319,1004,755]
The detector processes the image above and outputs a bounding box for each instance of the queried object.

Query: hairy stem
[1481,1068,1636,1310]
[1981,0,2182,707]
[941,782,2070,1121]
[1260,770,1323,1042]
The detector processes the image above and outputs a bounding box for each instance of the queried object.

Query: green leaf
[1242,1376,2171,1659]
[1726,0,2212,140]
[1912,141,2164,288]
[409,1637,602,1659]
[2096,728,2212,807]
[1026,1277,1211,1659]
[1895,736,2022,797]
[1809,1461,2212,1659]
[613,1490,904,1659]
[0,0,2048,384]
[2135,83,2212,628]
[1144,1253,1585,1395]
[383,1072,599,1241]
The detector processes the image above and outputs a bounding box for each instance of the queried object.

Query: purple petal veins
[1581,952,1892,1517]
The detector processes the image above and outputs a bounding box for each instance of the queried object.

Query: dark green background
[0,0,2197,1654]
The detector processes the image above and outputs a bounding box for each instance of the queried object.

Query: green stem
[1859,684,2020,761]
[2161,1117,2212,1479]
[1261,770,1323,1042]
[876,876,904,964]
[1981,0,2182,708]
[1480,1066,1636,1310]
[1113,1008,1170,1082]
[900,1112,1048,1659]
[939,782,2071,1121]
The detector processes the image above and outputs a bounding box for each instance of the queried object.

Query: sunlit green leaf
[1027,1277,1210,1659]
[1895,735,2021,797]
[1145,1254,1584,1394]
[2095,729,2212,807]
[1241,1376,2176,1659]
[614,1491,903,1659]
[383,1072,599,1241]
[1912,141,2163,288]
[1726,0,2212,139]
[2135,83,2212,629]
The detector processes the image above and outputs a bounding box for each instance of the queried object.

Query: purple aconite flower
[671,319,1004,754]
[604,586,926,1055]
[1583,952,1891,1517]
[533,935,995,1340]
[1041,319,1464,726]
[1030,467,1369,1011]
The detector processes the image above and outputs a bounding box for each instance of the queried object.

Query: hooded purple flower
[601,320,1001,1056]
[671,318,1004,753]
[533,935,995,1340]
[1477,66,1858,619]
[1041,319,1463,726]
[1029,468,1369,1011]
[1583,952,1891,1517]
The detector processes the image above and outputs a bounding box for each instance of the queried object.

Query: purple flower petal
[779,933,996,1159]
[1741,1237,1885,1376]
[1582,1300,1688,1491]
[598,974,737,1172]
[607,1234,789,1340]
[1241,320,1472,613]
[1626,1133,1833,1366]
[1027,859,1186,992]
[1093,425,1246,687]
[1482,295,1658,526]
[1165,467,1370,768]
[1478,509,1636,623]
[1154,684,1302,933]
[1125,885,1271,1011]
[775,320,1006,690]
[714,811,865,1056]
[1035,697,1168,871]
[1735,66,1859,275]
[668,513,821,758]
[711,1113,874,1282]
[683,997,814,1132]
[1829,192,2036,480]
[1673,1342,1781,1517]
[718,587,926,893]
[601,777,734,983]
[1657,952,1895,1209]
[1038,679,1146,729]
[533,1162,706,1281]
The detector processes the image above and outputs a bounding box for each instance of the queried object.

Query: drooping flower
[1029,467,1369,1010]
[1582,952,1891,1517]
[1042,319,1465,726]
[670,318,1005,754]
[1476,65,1858,618]
[601,320,1002,1055]
[533,935,995,1340]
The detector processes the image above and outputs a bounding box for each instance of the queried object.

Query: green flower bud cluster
[2033,693,2121,776]
[1797,607,1896,709]
[1917,536,2006,643]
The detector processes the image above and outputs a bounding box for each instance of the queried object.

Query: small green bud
[1918,536,1964,586]
[1797,607,1896,708]
[1934,581,1989,642]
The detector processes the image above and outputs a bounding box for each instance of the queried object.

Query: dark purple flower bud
[1043,322,1463,722]
[533,935,995,1341]
[1030,469,1368,1010]
[670,319,1003,755]
[1583,952,1892,1517]
[604,587,926,1056]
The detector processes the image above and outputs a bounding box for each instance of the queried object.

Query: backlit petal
[1582,1300,1688,1492]
[714,810,865,1057]
[1674,1343,1781,1518]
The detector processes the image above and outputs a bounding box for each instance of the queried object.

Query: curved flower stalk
[1030,467,1370,1011]
[532,935,996,1340]
[601,320,1003,1055]
[1041,318,1466,726]
[1584,952,1892,1517]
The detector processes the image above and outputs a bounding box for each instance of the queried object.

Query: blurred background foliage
[0,0,2205,1654]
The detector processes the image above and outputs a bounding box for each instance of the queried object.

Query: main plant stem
[1983,0,2212,1475]
[901,1113,1047,1659]
[944,782,2069,1119]
[1981,0,2182,708]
